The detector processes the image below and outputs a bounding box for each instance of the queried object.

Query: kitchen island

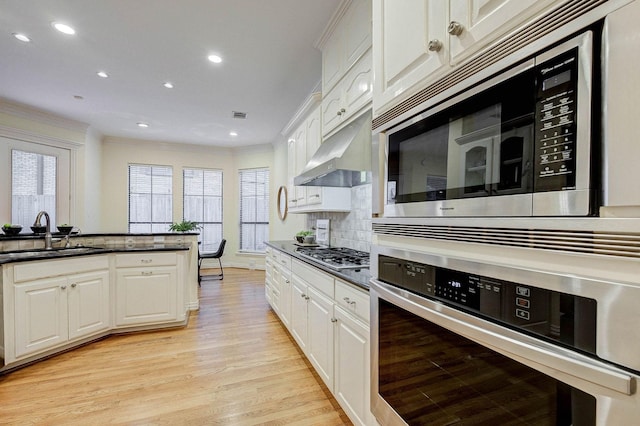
[0,233,199,372]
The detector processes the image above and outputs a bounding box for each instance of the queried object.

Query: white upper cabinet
[373,0,448,116]
[373,0,561,117]
[322,0,372,94]
[448,0,558,65]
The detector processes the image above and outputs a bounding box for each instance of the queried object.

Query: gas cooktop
[296,246,370,270]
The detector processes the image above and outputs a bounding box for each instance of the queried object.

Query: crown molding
[315,0,352,50]
[0,124,83,149]
[0,98,89,134]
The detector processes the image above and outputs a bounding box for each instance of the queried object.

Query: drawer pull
[343,297,356,306]
[141,259,153,263]
[142,271,153,276]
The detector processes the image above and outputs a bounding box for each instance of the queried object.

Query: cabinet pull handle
[285,280,290,283]
[60,285,67,290]
[71,283,77,288]
[305,296,310,301]
[142,271,153,276]
[141,259,153,263]
[310,194,320,198]
[331,318,338,323]
[301,293,307,298]
[448,21,464,36]
[427,39,443,52]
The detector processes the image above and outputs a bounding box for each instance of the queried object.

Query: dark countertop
[266,241,371,291]
[0,244,190,265]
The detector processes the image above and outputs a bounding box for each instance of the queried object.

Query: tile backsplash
[307,184,372,252]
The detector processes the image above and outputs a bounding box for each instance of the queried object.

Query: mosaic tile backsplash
[306,184,372,252]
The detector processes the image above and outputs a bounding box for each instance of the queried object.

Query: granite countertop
[266,241,371,291]
[0,244,190,265]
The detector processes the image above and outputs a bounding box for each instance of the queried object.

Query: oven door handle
[371,279,635,396]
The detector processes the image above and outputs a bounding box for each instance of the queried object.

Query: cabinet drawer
[335,279,369,323]
[293,259,334,297]
[277,252,292,270]
[115,252,177,268]
[14,256,109,283]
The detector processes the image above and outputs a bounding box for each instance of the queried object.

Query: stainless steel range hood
[294,111,372,187]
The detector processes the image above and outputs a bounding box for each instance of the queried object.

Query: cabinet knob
[285,280,290,283]
[331,318,338,323]
[427,39,443,52]
[448,21,464,36]
[301,293,307,298]
[71,283,77,288]
[305,296,310,301]
[60,285,67,290]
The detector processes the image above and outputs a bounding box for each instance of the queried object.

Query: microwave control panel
[534,47,580,192]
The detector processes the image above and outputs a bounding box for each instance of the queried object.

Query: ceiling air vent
[232,111,247,119]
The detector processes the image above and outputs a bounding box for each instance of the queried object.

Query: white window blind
[128,164,173,233]
[183,168,223,252]
[239,168,269,252]
[11,149,57,231]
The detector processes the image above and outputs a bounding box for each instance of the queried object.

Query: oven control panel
[378,255,597,353]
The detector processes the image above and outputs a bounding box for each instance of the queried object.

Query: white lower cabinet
[12,259,110,360]
[271,254,375,426]
[334,305,375,426]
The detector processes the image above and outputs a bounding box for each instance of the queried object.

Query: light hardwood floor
[0,268,352,425]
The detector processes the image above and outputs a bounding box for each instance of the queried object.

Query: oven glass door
[377,298,596,425]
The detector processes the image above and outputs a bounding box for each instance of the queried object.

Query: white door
[373,0,448,115]
[67,270,110,340]
[290,278,309,352]
[334,306,373,426]
[448,0,559,65]
[115,266,178,326]
[14,277,68,358]
[307,286,335,391]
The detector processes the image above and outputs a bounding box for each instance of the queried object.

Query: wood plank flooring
[0,268,352,425]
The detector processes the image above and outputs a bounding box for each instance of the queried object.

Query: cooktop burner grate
[296,247,370,270]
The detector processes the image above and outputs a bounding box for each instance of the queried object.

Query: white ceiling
[0,0,342,147]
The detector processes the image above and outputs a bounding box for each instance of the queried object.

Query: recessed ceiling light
[97,71,108,78]
[52,22,76,35]
[229,131,238,137]
[13,33,31,42]
[207,54,222,64]
[163,82,174,89]
[137,122,149,128]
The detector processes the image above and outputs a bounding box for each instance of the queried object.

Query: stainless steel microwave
[382,31,594,217]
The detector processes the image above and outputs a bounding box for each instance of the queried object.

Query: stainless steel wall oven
[370,245,640,425]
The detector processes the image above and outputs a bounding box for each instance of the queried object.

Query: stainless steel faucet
[34,211,52,250]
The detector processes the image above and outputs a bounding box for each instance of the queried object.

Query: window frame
[182,167,223,253]
[239,167,270,253]
[128,163,174,233]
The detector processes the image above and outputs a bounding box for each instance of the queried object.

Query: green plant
[296,230,314,237]
[169,220,201,232]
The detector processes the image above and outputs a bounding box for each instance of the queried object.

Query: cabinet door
[448,0,558,65]
[14,277,68,358]
[323,28,343,93]
[334,306,373,426]
[278,267,292,329]
[322,87,344,137]
[305,107,323,205]
[287,138,298,209]
[115,266,178,326]
[343,0,373,72]
[67,270,110,340]
[307,286,335,391]
[372,0,448,115]
[294,126,307,206]
[343,49,373,123]
[290,278,308,352]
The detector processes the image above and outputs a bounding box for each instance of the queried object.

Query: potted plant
[295,230,314,243]
[169,220,201,232]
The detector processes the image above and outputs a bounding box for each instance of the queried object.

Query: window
[128,164,173,233]
[183,168,223,252]
[239,168,269,252]
[11,149,58,230]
